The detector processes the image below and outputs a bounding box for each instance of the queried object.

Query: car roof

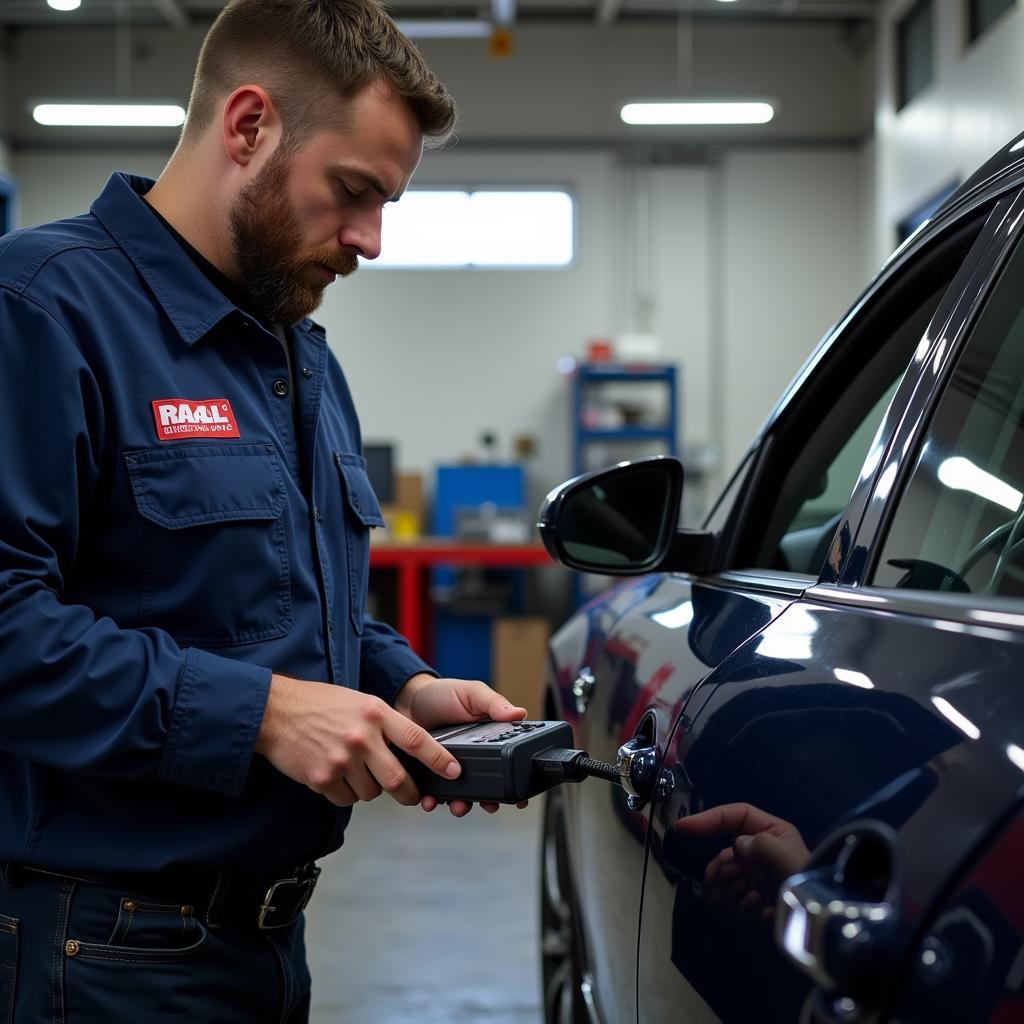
[928,129,1024,236]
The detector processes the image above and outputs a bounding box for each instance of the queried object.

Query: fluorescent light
[32,104,186,127]
[47,0,81,9]
[396,19,489,38]
[937,455,1022,512]
[621,101,774,126]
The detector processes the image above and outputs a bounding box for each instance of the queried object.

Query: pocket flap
[335,453,386,527]
[125,444,286,530]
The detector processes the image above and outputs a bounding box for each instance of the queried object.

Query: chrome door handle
[777,874,896,991]
[571,667,596,715]
[775,823,899,1021]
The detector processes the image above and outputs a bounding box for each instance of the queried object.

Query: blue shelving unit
[572,363,678,476]
[570,363,679,606]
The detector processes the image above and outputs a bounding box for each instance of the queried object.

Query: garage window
[967,0,1016,43]
[371,190,575,269]
[896,0,935,110]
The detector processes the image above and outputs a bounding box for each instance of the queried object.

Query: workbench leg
[397,560,423,658]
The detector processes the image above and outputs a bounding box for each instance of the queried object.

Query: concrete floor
[304,797,544,1024]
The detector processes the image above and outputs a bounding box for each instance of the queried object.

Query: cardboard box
[380,471,426,539]
[491,617,550,718]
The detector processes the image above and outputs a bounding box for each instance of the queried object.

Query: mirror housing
[537,456,718,576]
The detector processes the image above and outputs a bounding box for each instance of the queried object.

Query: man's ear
[222,85,281,168]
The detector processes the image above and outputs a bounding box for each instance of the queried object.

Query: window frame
[861,188,1024,595]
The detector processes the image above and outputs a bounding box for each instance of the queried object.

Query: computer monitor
[363,443,395,504]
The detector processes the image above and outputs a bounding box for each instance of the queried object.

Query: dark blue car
[536,132,1024,1024]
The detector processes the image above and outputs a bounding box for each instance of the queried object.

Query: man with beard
[0,2,528,1021]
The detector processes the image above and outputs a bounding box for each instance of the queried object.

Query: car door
[635,187,1024,1024]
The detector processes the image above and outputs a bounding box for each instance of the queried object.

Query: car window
[702,450,754,533]
[872,233,1024,596]
[747,277,956,574]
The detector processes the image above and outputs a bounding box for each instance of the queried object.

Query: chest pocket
[335,453,385,634]
[125,443,292,647]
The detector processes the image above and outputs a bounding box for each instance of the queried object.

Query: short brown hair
[183,0,456,150]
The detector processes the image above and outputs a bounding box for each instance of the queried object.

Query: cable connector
[532,747,620,786]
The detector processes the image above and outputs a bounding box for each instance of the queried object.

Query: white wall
[719,147,874,475]
[323,148,625,513]
[874,0,1024,264]
[13,149,169,227]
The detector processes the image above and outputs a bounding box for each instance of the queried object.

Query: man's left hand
[394,674,528,817]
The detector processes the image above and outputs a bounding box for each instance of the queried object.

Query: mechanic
[0,2,528,1021]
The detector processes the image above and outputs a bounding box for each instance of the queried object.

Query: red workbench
[369,539,552,659]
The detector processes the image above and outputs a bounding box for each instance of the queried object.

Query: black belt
[2,861,321,931]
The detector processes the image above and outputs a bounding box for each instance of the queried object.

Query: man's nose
[339,209,382,262]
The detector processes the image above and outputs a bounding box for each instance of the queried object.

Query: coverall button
[181,905,193,916]
[123,899,136,912]
[65,939,81,957]
[302,367,313,379]
[272,379,289,398]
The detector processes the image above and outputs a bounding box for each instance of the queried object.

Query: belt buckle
[257,865,321,930]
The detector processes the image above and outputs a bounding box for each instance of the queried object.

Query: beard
[228,148,358,326]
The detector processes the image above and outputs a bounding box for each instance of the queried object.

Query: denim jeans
[0,869,311,1023]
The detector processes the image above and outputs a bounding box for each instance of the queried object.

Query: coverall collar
[90,172,326,346]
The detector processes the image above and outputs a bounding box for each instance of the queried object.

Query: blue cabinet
[431,465,526,680]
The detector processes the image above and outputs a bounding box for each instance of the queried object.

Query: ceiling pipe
[595,0,623,26]
[151,0,187,29]
[492,0,516,26]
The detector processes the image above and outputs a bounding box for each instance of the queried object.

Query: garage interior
[0,0,1021,1020]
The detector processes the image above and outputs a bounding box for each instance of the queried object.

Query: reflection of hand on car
[674,802,810,921]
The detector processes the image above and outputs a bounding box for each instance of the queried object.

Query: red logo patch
[151,398,241,441]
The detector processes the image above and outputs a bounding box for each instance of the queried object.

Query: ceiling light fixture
[47,0,81,10]
[32,103,187,127]
[396,19,489,38]
[621,101,775,126]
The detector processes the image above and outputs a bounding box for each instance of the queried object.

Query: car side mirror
[537,456,718,576]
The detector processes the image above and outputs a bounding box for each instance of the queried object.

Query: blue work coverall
[0,172,433,1022]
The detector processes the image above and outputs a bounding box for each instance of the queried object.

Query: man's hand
[394,673,528,817]
[255,674,462,807]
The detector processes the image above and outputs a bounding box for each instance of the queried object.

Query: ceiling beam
[595,0,623,27]
[152,0,188,29]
